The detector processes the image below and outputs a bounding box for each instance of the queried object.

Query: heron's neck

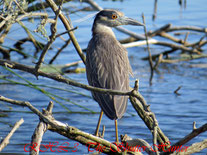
[92,23,116,38]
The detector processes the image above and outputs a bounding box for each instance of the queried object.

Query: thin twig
[148,23,172,37]
[34,4,60,77]
[27,0,71,12]
[49,39,71,64]
[193,121,197,130]
[13,0,26,14]
[45,0,86,64]
[0,118,24,152]
[0,24,12,44]
[149,112,159,155]
[174,86,182,95]
[154,54,163,70]
[142,13,154,85]
[152,0,158,21]
[0,15,12,29]
[55,27,78,38]
[18,21,44,56]
[183,32,190,46]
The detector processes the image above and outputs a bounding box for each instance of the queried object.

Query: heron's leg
[115,119,119,143]
[95,110,103,136]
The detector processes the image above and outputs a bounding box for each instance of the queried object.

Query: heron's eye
[112,14,117,19]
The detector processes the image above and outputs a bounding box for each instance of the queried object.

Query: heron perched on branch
[86,9,144,143]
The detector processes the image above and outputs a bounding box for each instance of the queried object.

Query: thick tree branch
[30,101,54,155]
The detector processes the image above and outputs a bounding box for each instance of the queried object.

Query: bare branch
[166,26,207,33]
[45,0,86,64]
[16,12,48,21]
[152,0,158,21]
[160,54,207,63]
[34,5,60,77]
[0,46,10,59]
[0,59,131,96]
[142,13,154,85]
[30,101,54,155]
[0,96,121,154]
[123,40,201,54]
[162,123,207,154]
[49,39,71,64]
[174,86,182,95]
[0,118,24,152]
[172,139,207,155]
[130,80,170,148]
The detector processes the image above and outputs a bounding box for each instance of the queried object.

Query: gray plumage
[86,9,144,120]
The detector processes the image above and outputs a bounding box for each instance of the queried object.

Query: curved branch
[0,59,130,96]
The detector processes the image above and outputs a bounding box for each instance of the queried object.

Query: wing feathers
[86,33,131,120]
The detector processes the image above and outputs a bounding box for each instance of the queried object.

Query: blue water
[0,0,207,154]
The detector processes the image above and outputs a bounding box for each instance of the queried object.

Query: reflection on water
[0,0,207,154]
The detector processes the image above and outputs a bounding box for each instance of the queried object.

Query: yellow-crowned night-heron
[86,9,144,142]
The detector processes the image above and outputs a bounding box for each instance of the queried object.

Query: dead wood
[0,118,24,152]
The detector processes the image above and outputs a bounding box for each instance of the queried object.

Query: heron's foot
[94,132,101,137]
[94,125,105,138]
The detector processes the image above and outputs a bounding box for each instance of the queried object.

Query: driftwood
[121,23,206,65]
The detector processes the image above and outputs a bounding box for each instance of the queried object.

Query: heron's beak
[122,16,145,26]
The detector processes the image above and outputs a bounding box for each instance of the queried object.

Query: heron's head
[93,9,144,27]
